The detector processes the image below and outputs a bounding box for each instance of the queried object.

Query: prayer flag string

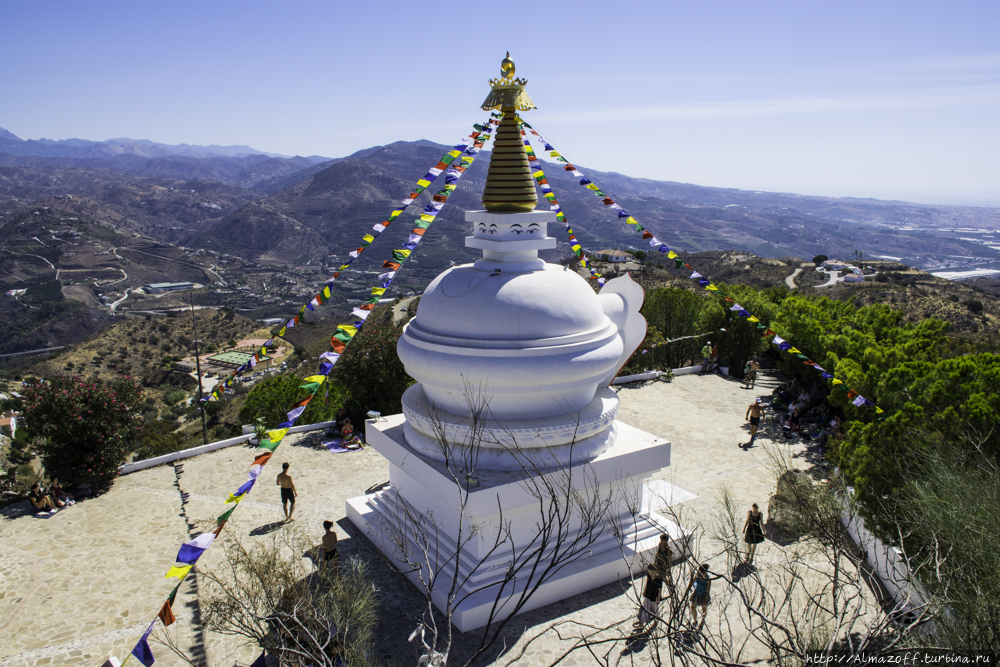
[522,121,884,417]
[128,116,498,666]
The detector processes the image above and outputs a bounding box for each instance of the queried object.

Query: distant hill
[0,126,311,160]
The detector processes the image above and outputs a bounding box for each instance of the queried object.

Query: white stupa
[347,55,684,632]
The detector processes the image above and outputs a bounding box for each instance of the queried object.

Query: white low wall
[119,419,340,475]
[842,500,929,616]
[673,365,728,376]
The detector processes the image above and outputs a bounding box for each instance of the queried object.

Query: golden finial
[481,52,536,112]
[480,53,538,212]
[501,51,515,79]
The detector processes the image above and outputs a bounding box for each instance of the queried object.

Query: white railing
[119,419,340,475]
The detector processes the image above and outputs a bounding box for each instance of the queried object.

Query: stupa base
[346,413,688,632]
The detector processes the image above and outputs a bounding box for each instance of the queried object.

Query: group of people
[27,478,76,515]
[330,409,362,448]
[634,504,766,632]
[770,378,844,447]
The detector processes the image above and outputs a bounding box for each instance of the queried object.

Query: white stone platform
[347,414,686,632]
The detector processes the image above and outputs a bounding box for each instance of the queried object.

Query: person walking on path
[635,535,673,630]
[276,462,297,522]
[690,563,721,626]
[745,398,763,443]
[743,358,759,389]
[701,342,713,373]
[743,503,766,564]
[320,520,339,573]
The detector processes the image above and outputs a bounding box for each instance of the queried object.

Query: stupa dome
[397,210,647,468]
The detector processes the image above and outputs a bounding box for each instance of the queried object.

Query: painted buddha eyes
[488,224,498,235]
[478,223,487,233]
[510,224,523,235]
[527,223,540,235]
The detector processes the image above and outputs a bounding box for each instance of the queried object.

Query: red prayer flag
[252,452,273,467]
[333,272,340,278]
[158,600,177,627]
[684,263,693,269]
[359,303,375,311]
[847,390,859,400]
[642,231,653,239]
[410,228,426,236]
[331,337,346,353]
[432,194,447,203]
[383,261,401,270]
[564,164,575,171]
[602,197,615,205]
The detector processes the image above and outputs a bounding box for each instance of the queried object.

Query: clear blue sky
[2,1,998,205]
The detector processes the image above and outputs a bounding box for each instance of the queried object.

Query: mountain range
[0,126,329,161]
[3,128,1000,275]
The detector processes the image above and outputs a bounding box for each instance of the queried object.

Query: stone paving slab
[0,371,818,666]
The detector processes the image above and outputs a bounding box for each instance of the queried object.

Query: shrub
[164,389,187,405]
[239,374,341,430]
[334,322,414,426]
[812,254,828,265]
[22,376,144,490]
[966,299,984,314]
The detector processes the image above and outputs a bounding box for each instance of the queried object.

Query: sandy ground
[0,369,829,666]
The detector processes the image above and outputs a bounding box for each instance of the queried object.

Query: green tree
[22,376,144,490]
[333,322,414,426]
[238,374,342,430]
[812,254,828,265]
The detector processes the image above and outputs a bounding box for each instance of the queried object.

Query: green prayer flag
[796,354,808,359]
[674,258,684,269]
[256,438,279,452]
[334,330,353,343]
[217,506,236,526]
[413,220,432,229]
[167,581,181,606]
[299,382,321,393]
[365,297,380,305]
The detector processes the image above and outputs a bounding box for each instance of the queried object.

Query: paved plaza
[0,369,820,666]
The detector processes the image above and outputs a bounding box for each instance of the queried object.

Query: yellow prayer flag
[303,375,327,385]
[788,347,801,354]
[278,327,286,337]
[225,492,245,504]
[667,251,678,259]
[625,217,638,225]
[322,287,331,298]
[448,150,461,158]
[165,565,192,580]
[371,287,386,296]
[267,428,289,443]
[362,234,374,243]
[832,379,843,386]
[388,210,401,219]
[419,214,435,223]
[706,284,719,291]
[337,325,358,335]
[875,407,884,414]
[417,179,431,188]
[748,316,760,323]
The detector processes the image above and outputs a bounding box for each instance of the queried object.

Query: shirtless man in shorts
[276,462,297,521]
[746,398,763,442]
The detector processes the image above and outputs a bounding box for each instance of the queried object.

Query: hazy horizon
[2,0,997,209]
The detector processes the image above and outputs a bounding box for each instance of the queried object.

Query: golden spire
[481,52,538,213]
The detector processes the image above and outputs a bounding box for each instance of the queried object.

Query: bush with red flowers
[22,375,144,491]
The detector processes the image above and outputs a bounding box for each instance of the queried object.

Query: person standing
[276,462,297,522]
[711,343,720,374]
[743,503,765,564]
[743,358,759,389]
[320,520,339,573]
[745,399,763,442]
[690,564,720,626]
[701,342,712,373]
[635,535,673,630]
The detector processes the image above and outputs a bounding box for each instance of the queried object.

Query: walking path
[0,371,820,666]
